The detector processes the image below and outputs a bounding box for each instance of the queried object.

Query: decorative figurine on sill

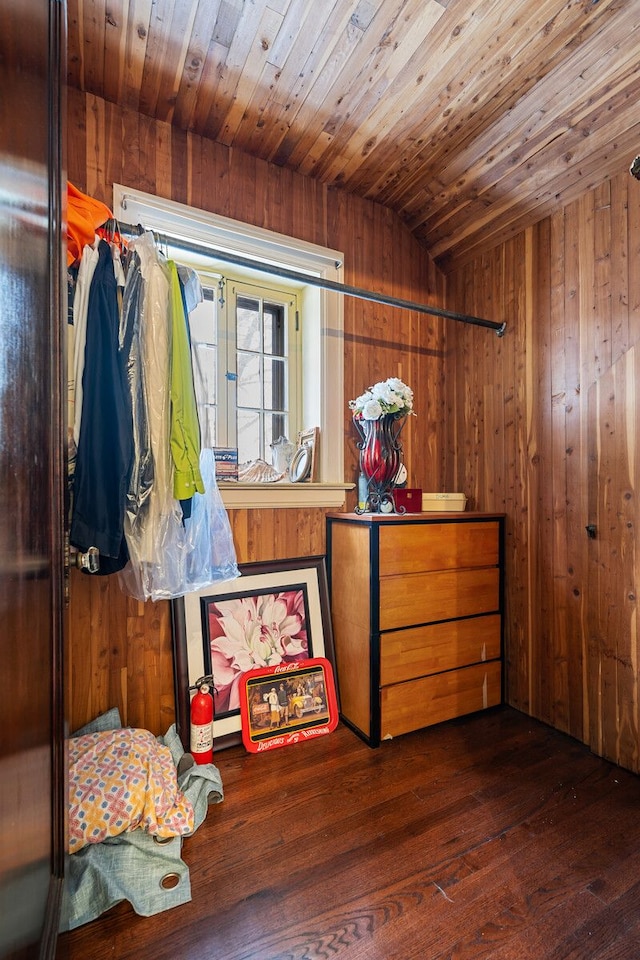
[270,436,295,474]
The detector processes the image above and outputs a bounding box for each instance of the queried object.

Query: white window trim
[112,184,348,510]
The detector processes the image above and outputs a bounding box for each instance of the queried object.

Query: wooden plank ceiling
[67,0,640,271]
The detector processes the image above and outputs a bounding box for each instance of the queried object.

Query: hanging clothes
[177,263,203,314]
[67,207,239,597]
[67,184,127,478]
[167,260,204,503]
[117,231,239,601]
[70,239,100,451]
[175,263,204,520]
[120,232,182,577]
[67,182,113,267]
[67,265,79,478]
[70,240,133,573]
[120,247,154,535]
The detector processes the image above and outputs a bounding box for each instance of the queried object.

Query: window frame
[112,184,348,509]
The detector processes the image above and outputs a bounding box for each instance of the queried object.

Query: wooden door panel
[0,0,65,956]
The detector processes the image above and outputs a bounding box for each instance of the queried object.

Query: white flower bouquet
[349,377,414,421]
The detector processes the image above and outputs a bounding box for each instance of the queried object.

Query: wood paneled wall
[67,93,640,775]
[66,89,447,734]
[446,170,640,773]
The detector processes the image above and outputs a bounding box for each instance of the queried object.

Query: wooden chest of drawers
[326,512,504,746]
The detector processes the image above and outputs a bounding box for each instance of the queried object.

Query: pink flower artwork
[207,589,309,715]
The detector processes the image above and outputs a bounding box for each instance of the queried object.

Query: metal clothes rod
[117,221,506,337]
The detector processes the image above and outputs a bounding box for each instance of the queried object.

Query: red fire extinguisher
[190,676,215,765]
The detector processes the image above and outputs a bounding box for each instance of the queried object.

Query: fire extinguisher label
[191,722,213,753]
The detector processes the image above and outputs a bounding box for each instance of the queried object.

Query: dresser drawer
[380,660,502,739]
[380,613,501,686]
[379,567,499,631]
[378,521,499,577]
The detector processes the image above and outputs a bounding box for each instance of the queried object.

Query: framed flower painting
[172,556,337,750]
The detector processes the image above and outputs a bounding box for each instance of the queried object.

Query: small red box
[393,488,423,513]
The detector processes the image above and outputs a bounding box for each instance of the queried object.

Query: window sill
[218,482,353,510]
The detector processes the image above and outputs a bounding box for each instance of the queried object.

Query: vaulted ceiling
[67,0,640,271]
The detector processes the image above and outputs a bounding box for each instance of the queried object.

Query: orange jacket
[67,181,113,266]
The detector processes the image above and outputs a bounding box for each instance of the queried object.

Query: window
[234,283,298,463]
[190,273,301,463]
[112,185,347,508]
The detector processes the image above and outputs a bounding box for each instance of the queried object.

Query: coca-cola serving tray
[239,657,338,753]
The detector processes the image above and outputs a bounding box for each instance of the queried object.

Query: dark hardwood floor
[57,707,640,960]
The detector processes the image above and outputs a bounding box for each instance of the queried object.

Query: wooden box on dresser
[326,512,504,747]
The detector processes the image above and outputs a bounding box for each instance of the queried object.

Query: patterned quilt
[68,728,195,853]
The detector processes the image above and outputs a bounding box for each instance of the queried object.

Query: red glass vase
[353,414,405,511]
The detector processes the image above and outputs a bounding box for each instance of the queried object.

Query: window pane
[189,293,218,449]
[193,343,216,404]
[263,303,285,357]
[263,356,286,411]
[237,409,260,464]
[236,296,261,351]
[189,288,217,344]
[266,414,286,452]
[200,406,217,448]
[237,351,261,409]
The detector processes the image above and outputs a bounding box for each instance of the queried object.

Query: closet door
[0,0,66,957]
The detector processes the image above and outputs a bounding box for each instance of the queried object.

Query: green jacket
[168,260,205,501]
